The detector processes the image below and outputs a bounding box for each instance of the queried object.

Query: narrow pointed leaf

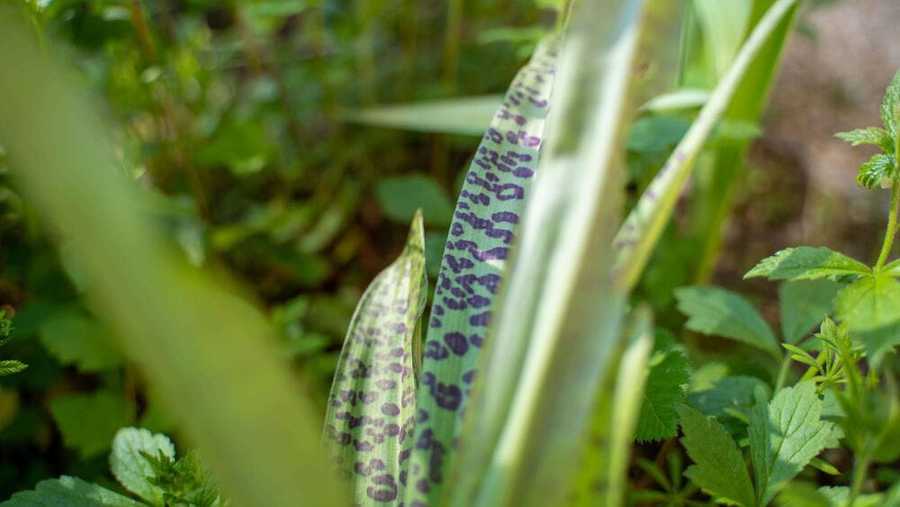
[324,213,427,506]
[403,38,559,506]
[613,0,800,291]
[444,1,659,504]
[347,95,504,136]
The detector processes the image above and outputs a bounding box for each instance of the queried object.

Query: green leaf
[688,375,770,434]
[110,427,176,505]
[881,70,900,137]
[779,280,842,343]
[744,247,870,281]
[675,286,779,356]
[834,273,900,361]
[403,36,559,507]
[348,95,503,136]
[49,391,134,458]
[1,476,141,506]
[856,154,896,189]
[324,212,427,506]
[635,332,691,442]
[775,482,832,507]
[749,381,838,505]
[692,0,753,78]
[678,404,755,507]
[39,307,123,372]
[835,127,893,153]
[0,360,27,375]
[640,88,710,112]
[375,175,454,228]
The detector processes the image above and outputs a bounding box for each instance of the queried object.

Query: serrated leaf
[635,332,691,442]
[323,213,427,506]
[49,391,134,458]
[678,404,755,507]
[375,175,454,228]
[856,153,896,189]
[688,375,771,434]
[39,308,123,372]
[110,427,176,504]
[675,286,779,356]
[749,381,838,505]
[403,37,558,506]
[779,280,842,343]
[881,70,900,137]
[835,127,893,153]
[834,273,900,361]
[1,476,141,507]
[348,95,503,136]
[744,247,870,281]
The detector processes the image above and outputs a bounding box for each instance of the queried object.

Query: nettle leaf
[688,375,770,434]
[834,273,900,361]
[403,38,558,506]
[375,175,455,228]
[749,382,839,505]
[744,247,870,281]
[1,476,141,507]
[39,307,123,373]
[880,69,900,138]
[856,154,896,189]
[110,427,175,505]
[50,391,134,458]
[835,127,893,153]
[675,286,779,356]
[635,331,691,442]
[779,280,842,344]
[678,404,755,507]
[323,212,427,505]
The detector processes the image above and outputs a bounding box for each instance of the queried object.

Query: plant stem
[848,452,871,505]
[774,353,791,391]
[875,180,900,271]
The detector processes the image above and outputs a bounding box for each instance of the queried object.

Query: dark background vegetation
[0,0,897,498]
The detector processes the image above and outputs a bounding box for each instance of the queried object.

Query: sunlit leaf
[1,476,141,507]
[348,96,504,136]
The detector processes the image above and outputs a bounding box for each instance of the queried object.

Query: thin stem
[848,452,871,505]
[875,180,900,271]
[774,353,791,392]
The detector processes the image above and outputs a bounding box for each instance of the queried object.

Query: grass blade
[613,0,799,291]
[444,0,651,504]
[0,10,344,507]
[403,38,559,506]
[323,212,427,505]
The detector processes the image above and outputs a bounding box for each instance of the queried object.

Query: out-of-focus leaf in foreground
[323,212,427,505]
[403,37,559,506]
[0,10,344,507]
[444,0,653,504]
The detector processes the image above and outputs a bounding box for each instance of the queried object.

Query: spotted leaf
[323,212,427,506]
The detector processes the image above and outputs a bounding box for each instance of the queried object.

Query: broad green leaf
[50,391,134,458]
[613,0,800,290]
[835,127,893,153]
[110,427,176,505]
[441,1,671,504]
[635,331,691,442]
[678,404,755,507]
[749,382,838,505]
[348,95,503,136]
[375,175,454,227]
[775,482,832,507]
[403,37,559,507]
[834,273,900,361]
[856,154,896,189]
[1,476,141,507]
[744,247,870,281]
[675,286,779,356]
[0,12,344,506]
[324,213,427,506]
[692,0,752,78]
[779,280,842,343]
[39,307,123,372]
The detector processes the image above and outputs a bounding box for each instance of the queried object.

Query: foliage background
[0,0,898,499]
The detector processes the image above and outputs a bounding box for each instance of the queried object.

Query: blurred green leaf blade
[675,286,778,356]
